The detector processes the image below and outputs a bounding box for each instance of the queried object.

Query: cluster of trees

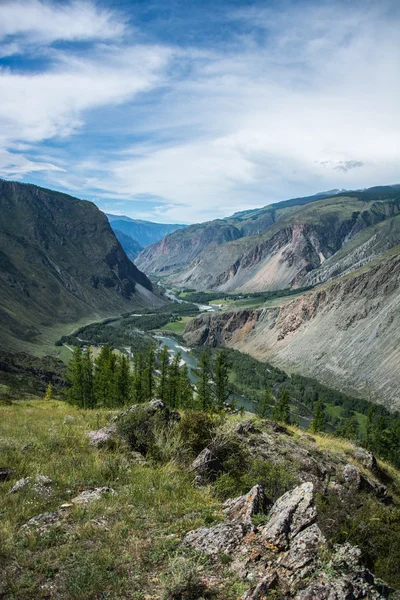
[66,345,233,413]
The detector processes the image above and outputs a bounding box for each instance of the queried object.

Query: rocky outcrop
[191,448,223,486]
[183,482,390,599]
[183,249,400,409]
[9,474,53,497]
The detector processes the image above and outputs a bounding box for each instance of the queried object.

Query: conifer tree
[43,382,53,402]
[157,346,169,402]
[167,352,181,408]
[82,347,95,408]
[179,363,194,409]
[310,396,325,433]
[143,346,155,401]
[115,354,131,406]
[94,346,116,407]
[214,350,230,408]
[257,388,272,418]
[132,352,145,403]
[272,389,291,424]
[197,352,212,411]
[67,345,85,407]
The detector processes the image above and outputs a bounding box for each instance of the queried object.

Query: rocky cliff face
[137,187,400,293]
[0,180,160,351]
[184,250,400,409]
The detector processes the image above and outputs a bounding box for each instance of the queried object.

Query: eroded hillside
[184,249,400,409]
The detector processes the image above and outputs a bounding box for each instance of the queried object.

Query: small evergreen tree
[43,382,53,402]
[115,354,131,406]
[166,352,181,408]
[132,352,145,403]
[309,396,325,433]
[67,345,85,407]
[272,389,291,424]
[157,346,169,402]
[82,347,95,408]
[94,345,115,407]
[179,363,194,409]
[257,388,272,418]
[197,352,213,411]
[143,346,155,401]
[214,350,230,408]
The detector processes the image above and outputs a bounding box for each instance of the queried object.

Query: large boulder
[183,522,246,556]
[191,448,222,486]
[223,484,268,529]
[260,482,316,551]
[87,424,117,448]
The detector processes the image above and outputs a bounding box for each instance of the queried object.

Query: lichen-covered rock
[183,523,245,555]
[9,475,53,496]
[21,511,63,534]
[261,482,316,551]
[342,463,362,487]
[71,487,115,505]
[191,448,222,486]
[278,523,326,582]
[241,570,278,599]
[223,484,268,528]
[236,419,259,436]
[295,571,391,599]
[87,424,117,448]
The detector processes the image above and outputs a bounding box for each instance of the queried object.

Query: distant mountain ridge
[0,180,161,352]
[136,185,400,292]
[106,214,186,249]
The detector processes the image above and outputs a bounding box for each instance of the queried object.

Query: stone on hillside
[278,523,326,581]
[130,451,149,465]
[353,448,378,473]
[0,467,14,481]
[87,424,117,448]
[223,484,268,528]
[71,487,115,505]
[342,463,362,487]
[21,511,63,534]
[261,482,316,551]
[236,420,258,436]
[183,522,245,555]
[295,571,390,600]
[341,464,390,501]
[63,415,75,424]
[191,448,222,486]
[9,475,53,496]
[241,570,278,599]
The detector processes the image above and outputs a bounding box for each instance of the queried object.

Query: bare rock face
[191,448,223,486]
[261,482,317,551]
[183,522,246,555]
[241,570,278,599]
[223,484,268,529]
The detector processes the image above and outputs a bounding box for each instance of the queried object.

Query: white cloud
[0,148,63,177]
[0,0,126,48]
[1,0,400,221]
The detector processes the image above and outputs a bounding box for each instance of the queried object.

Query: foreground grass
[0,400,246,600]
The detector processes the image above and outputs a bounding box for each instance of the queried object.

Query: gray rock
[191,448,222,486]
[71,487,115,505]
[279,523,326,581]
[63,415,75,424]
[342,463,362,487]
[87,424,117,448]
[236,420,258,435]
[261,482,316,551]
[223,484,268,528]
[183,522,246,555]
[21,511,63,534]
[353,448,378,473]
[9,475,53,496]
[241,570,278,599]
[295,571,390,599]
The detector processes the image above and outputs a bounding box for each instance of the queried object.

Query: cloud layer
[1,0,399,222]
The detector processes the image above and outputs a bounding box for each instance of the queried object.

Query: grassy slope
[1,400,400,599]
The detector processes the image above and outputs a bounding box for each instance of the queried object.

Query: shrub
[176,412,220,457]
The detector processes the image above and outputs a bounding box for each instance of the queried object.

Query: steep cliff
[184,249,400,409]
[136,186,400,293]
[0,180,161,352]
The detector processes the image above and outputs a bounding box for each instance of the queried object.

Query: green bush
[176,412,220,457]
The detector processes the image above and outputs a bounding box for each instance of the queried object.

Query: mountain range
[0,181,161,353]
[136,185,400,292]
[106,213,186,260]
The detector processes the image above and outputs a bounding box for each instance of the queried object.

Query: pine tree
[143,346,155,401]
[94,346,116,407]
[157,346,169,402]
[272,389,291,424]
[197,352,212,411]
[43,382,53,402]
[115,354,131,406]
[214,350,230,409]
[166,352,181,408]
[339,413,359,441]
[257,388,272,418]
[132,352,145,403]
[82,347,95,408]
[67,345,85,407]
[179,363,194,409]
[309,396,324,433]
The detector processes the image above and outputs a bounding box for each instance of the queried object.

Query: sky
[0,0,399,224]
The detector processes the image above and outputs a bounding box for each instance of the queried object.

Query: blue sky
[0,0,399,223]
